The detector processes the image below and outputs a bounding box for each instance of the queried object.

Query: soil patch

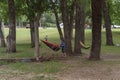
[56,54,120,80]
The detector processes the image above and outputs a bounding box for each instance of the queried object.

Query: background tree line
[0,0,120,28]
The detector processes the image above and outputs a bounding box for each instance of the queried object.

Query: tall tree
[60,0,73,56]
[69,0,75,40]
[33,0,42,60]
[89,0,103,60]
[74,0,86,55]
[50,0,63,40]
[34,13,41,60]
[80,0,86,43]
[26,0,35,47]
[74,0,82,54]
[103,0,114,46]
[0,1,7,48]
[14,0,25,28]
[25,0,48,60]
[30,19,35,47]
[6,0,16,53]
[0,20,6,47]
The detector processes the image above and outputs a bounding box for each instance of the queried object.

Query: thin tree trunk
[69,1,75,40]
[60,0,73,56]
[0,21,6,47]
[18,19,20,28]
[26,0,35,47]
[89,0,103,60]
[103,0,114,46]
[7,0,16,53]
[18,18,22,28]
[51,0,63,40]
[34,13,41,60]
[30,19,35,47]
[80,0,86,43]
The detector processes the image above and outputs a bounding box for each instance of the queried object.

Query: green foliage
[15,0,26,17]
[107,0,120,25]
[41,13,56,27]
[0,0,8,20]
[42,13,55,23]
[0,0,119,26]
[25,0,50,21]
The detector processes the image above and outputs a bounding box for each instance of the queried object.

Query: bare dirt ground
[0,54,120,80]
[57,54,120,80]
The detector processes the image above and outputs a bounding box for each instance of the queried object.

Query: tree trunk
[103,0,114,46]
[7,0,16,53]
[26,0,35,47]
[18,18,23,28]
[60,0,73,55]
[74,0,82,55]
[74,0,86,55]
[34,13,40,60]
[51,0,63,40]
[89,0,103,60]
[0,21,6,47]
[80,0,86,43]
[30,19,35,47]
[69,1,75,40]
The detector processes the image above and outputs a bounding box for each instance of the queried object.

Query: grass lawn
[0,28,120,80]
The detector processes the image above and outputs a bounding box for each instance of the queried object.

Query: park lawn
[0,28,120,80]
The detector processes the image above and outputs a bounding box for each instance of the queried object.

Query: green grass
[0,28,120,58]
[83,28,120,54]
[0,28,68,78]
[0,28,120,77]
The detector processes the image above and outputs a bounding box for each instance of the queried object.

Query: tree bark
[103,0,114,46]
[34,13,41,60]
[51,0,63,40]
[74,0,82,55]
[26,0,35,47]
[69,1,75,40]
[60,0,73,55]
[0,21,6,47]
[7,0,16,53]
[80,0,86,43]
[30,19,35,47]
[74,0,86,55]
[89,0,103,60]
